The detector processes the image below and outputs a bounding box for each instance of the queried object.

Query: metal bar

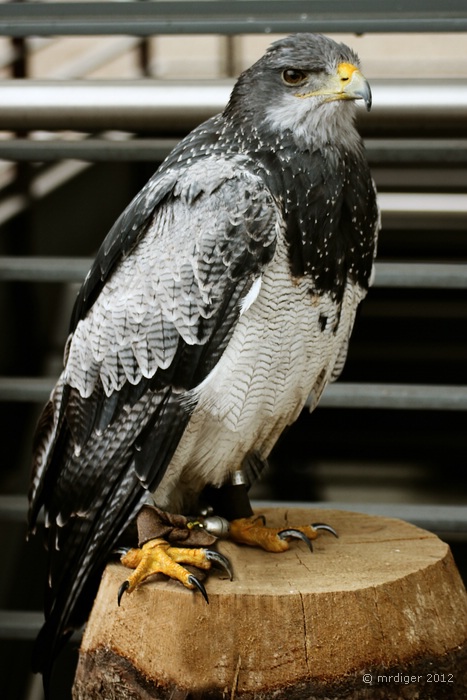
[0,80,466,136]
[0,256,93,282]
[0,1,466,37]
[317,383,467,411]
[0,610,44,640]
[0,137,180,163]
[0,79,228,133]
[1,376,466,409]
[365,139,467,165]
[0,376,58,401]
[253,501,467,536]
[0,494,29,523]
[375,262,467,288]
[0,377,53,402]
[1,137,467,165]
[2,496,467,535]
[379,192,467,230]
[1,258,466,288]
[0,608,80,643]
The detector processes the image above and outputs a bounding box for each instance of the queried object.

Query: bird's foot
[118,538,232,605]
[229,515,337,552]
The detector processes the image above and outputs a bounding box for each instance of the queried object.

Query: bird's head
[225,33,371,147]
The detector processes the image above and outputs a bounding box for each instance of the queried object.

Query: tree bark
[73,508,467,699]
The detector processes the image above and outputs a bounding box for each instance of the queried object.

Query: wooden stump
[73,508,467,699]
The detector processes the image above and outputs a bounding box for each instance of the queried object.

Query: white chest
[154,236,364,511]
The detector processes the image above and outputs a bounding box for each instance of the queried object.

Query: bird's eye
[282,69,308,86]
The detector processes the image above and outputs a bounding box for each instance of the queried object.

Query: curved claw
[278,528,313,553]
[312,522,339,538]
[117,579,130,607]
[205,550,233,581]
[188,574,209,604]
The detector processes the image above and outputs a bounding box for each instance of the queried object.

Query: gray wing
[29,156,278,673]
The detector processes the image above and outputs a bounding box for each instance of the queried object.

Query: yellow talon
[120,538,205,593]
[229,518,290,552]
[118,537,232,605]
[229,516,337,553]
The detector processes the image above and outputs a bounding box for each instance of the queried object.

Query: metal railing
[1,1,467,36]
[0,79,466,135]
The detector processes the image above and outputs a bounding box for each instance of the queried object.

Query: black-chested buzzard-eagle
[29,33,379,682]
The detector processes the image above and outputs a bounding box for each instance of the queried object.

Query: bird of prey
[29,33,379,682]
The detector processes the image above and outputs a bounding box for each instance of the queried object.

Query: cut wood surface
[73,508,467,699]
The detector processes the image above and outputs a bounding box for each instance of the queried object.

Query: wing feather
[29,154,278,672]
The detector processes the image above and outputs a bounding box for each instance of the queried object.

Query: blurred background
[0,2,466,698]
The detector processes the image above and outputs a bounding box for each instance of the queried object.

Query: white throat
[265,95,359,150]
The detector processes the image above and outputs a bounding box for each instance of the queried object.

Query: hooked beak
[338,62,372,111]
[295,61,372,112]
